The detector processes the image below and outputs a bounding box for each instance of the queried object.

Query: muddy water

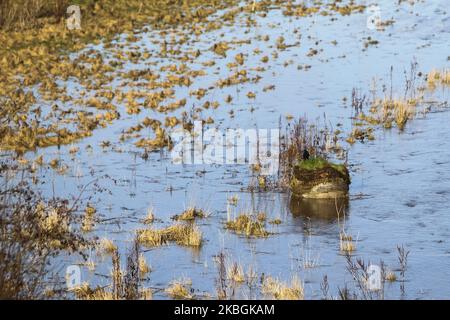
[6,0,450,299]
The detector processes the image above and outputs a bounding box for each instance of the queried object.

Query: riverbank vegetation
[0,163,91,299]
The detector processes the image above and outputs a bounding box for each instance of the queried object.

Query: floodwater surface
[2,0,450,299]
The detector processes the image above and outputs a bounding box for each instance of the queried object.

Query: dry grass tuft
[339,231,356,253]
[226,262,245,283]
[143,207,155,224]
[262,276,304,300]
[165,278,193,299]
[225,213,269,237]
[73,283,115,300]
[137,223,202,248]
[269,218,282,225]
[359,98,417,132]
[380,99,416,131]
[138,254,151,278]
[256,212,267,222]
[173,207,206,221]
[337,200,356,254]
[99,238,117,256]
[141,288,153,300]
[427,69,450,87]
[385,271,397,282]
[393,101,413,130]
[340,239,355,253]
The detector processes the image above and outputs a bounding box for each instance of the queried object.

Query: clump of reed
[137,223,202,248]
[262,276,304,300]
[225,212,269,237]
[427,69,450,88]
[226,262,245,284]
[393,100,414,130]
[165,278,193,299]
[339,232,356,253]
[353,97,417,133]
[269,218,282,225]
[349,63,434,135]
[385,271,397,282]
[337,203,356,253]
[73,283,114,300]
[172,206,207,221]
[380,98,416,131]
[138,253,151,278]
[99,238,117,256]
[143,207,155,224]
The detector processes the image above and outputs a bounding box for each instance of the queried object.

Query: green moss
[296,157,347,175]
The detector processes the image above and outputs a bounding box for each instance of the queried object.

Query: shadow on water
[289,196,349,224]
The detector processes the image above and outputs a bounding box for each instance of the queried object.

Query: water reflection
[289,196,349,223]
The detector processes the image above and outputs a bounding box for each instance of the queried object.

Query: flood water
[3,0,450,299]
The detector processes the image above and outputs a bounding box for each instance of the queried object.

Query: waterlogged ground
[2,0,450,299]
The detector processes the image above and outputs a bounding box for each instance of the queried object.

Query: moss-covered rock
[290,158,350,199]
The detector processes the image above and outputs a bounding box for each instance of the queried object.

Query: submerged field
[1,0,450,299]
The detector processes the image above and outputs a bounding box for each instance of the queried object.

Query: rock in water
[290,159,350,199]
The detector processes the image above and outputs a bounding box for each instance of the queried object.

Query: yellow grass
[269,218,282,225]
[377,98,416,130]
[143,207,155,224]
[99,238,117,256]
[225,213,269,237]
[262,276,304,300]
[226,262,245,283]
[84,259,96,272]
[390,100,415,130]
[165,278,193,299]
[137,223,202,247]
[339,231,356,253]
[73,283,115,300]
[141,288,153,300]
[427,69,450,87]
[385,271,397,282]
[173,207,206,221]
[256,212,267,222]
[138,254,151,278]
